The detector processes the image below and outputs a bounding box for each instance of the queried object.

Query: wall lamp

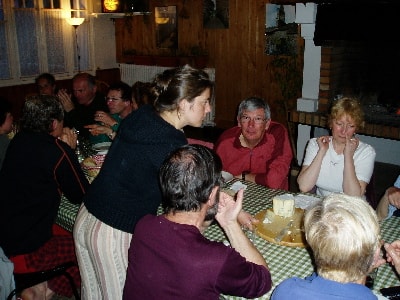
[66,17,85,72]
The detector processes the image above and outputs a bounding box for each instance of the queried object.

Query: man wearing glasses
[85,81,134,143]
[215,97,292,190]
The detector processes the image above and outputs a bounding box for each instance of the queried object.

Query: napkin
[230,181,247,192]
[294,194,322,210]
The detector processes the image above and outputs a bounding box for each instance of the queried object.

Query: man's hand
[57,89,74,112]
[238,210,259,231]
[215,189,244,229]
[94,111,116,127]
[84,124,112,137]
[60,127,77,149]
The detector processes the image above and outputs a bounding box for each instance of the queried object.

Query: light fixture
[66,17,85,27]
[155,7,169,25]
[66,17,85,73]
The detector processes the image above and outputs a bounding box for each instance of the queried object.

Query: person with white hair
[271,193,385,299]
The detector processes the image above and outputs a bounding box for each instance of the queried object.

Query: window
[0,0,92,85]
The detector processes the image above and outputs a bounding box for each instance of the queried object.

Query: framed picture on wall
[203,0,229,29]
[265,4,298,55]
[155,6,178,49]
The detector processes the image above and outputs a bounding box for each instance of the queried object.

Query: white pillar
[295,3,320,165]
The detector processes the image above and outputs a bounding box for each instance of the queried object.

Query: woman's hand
[60,127,77,149]
[316,135,330,153]
[344,134,359,157]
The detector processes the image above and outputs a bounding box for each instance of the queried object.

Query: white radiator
[119,63,215,126]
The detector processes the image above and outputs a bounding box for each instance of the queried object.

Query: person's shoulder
[271,277,304,299]
[135,214,158,227]
[123,104,153,123]
[268,120,286,130]
[267,121,289,136]
[216,127,240,142]
[357,140,376,155]
[307,137,319,145]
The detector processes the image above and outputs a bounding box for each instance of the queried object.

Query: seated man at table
[271,193,385,300]
[0,95,89,299]
[376,175,400,221]
[123,144,272,299]
[85,81,145,142]
[57,72,109,141]
[214,97,292,190]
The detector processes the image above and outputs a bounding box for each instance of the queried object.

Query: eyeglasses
[240,115,266,124]
[105,97,122,102]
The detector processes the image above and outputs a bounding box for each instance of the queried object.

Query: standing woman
[73,65,213,299]
[297,97,375,197]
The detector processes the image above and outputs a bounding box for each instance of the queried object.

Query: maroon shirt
[123,215,271,299]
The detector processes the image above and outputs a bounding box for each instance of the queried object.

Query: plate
[221,171,234,183]
[92,142,111,154]
[254,208,307,248]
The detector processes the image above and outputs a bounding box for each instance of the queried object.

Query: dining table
[56,179,400,299]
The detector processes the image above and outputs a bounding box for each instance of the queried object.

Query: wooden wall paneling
[114,0,304,129]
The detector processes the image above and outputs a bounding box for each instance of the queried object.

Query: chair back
[187,138,214,149]
[0,247,15,300]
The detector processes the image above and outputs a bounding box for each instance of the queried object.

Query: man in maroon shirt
[123,144,272,300]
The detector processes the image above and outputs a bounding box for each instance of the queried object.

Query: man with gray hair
[123,144,272,299]
[215,97,292,190]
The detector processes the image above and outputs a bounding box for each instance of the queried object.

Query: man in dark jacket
[0,95,89,299]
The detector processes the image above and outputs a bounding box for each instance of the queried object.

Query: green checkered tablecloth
[56,196,80,232]
[56,180,400,299]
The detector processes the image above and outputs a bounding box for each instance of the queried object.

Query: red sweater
[215,122,293,190]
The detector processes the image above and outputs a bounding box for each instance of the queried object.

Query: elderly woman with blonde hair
[297,97,375,198]
[271,193,385,299]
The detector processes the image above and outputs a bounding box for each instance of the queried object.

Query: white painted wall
[91,14,119,70]
[295,3,400,166]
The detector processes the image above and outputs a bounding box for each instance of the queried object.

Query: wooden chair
[7,261,80,300]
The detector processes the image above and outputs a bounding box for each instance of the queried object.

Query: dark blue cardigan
[84,105,187,233]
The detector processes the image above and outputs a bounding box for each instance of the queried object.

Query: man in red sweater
[215,97,292,190]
